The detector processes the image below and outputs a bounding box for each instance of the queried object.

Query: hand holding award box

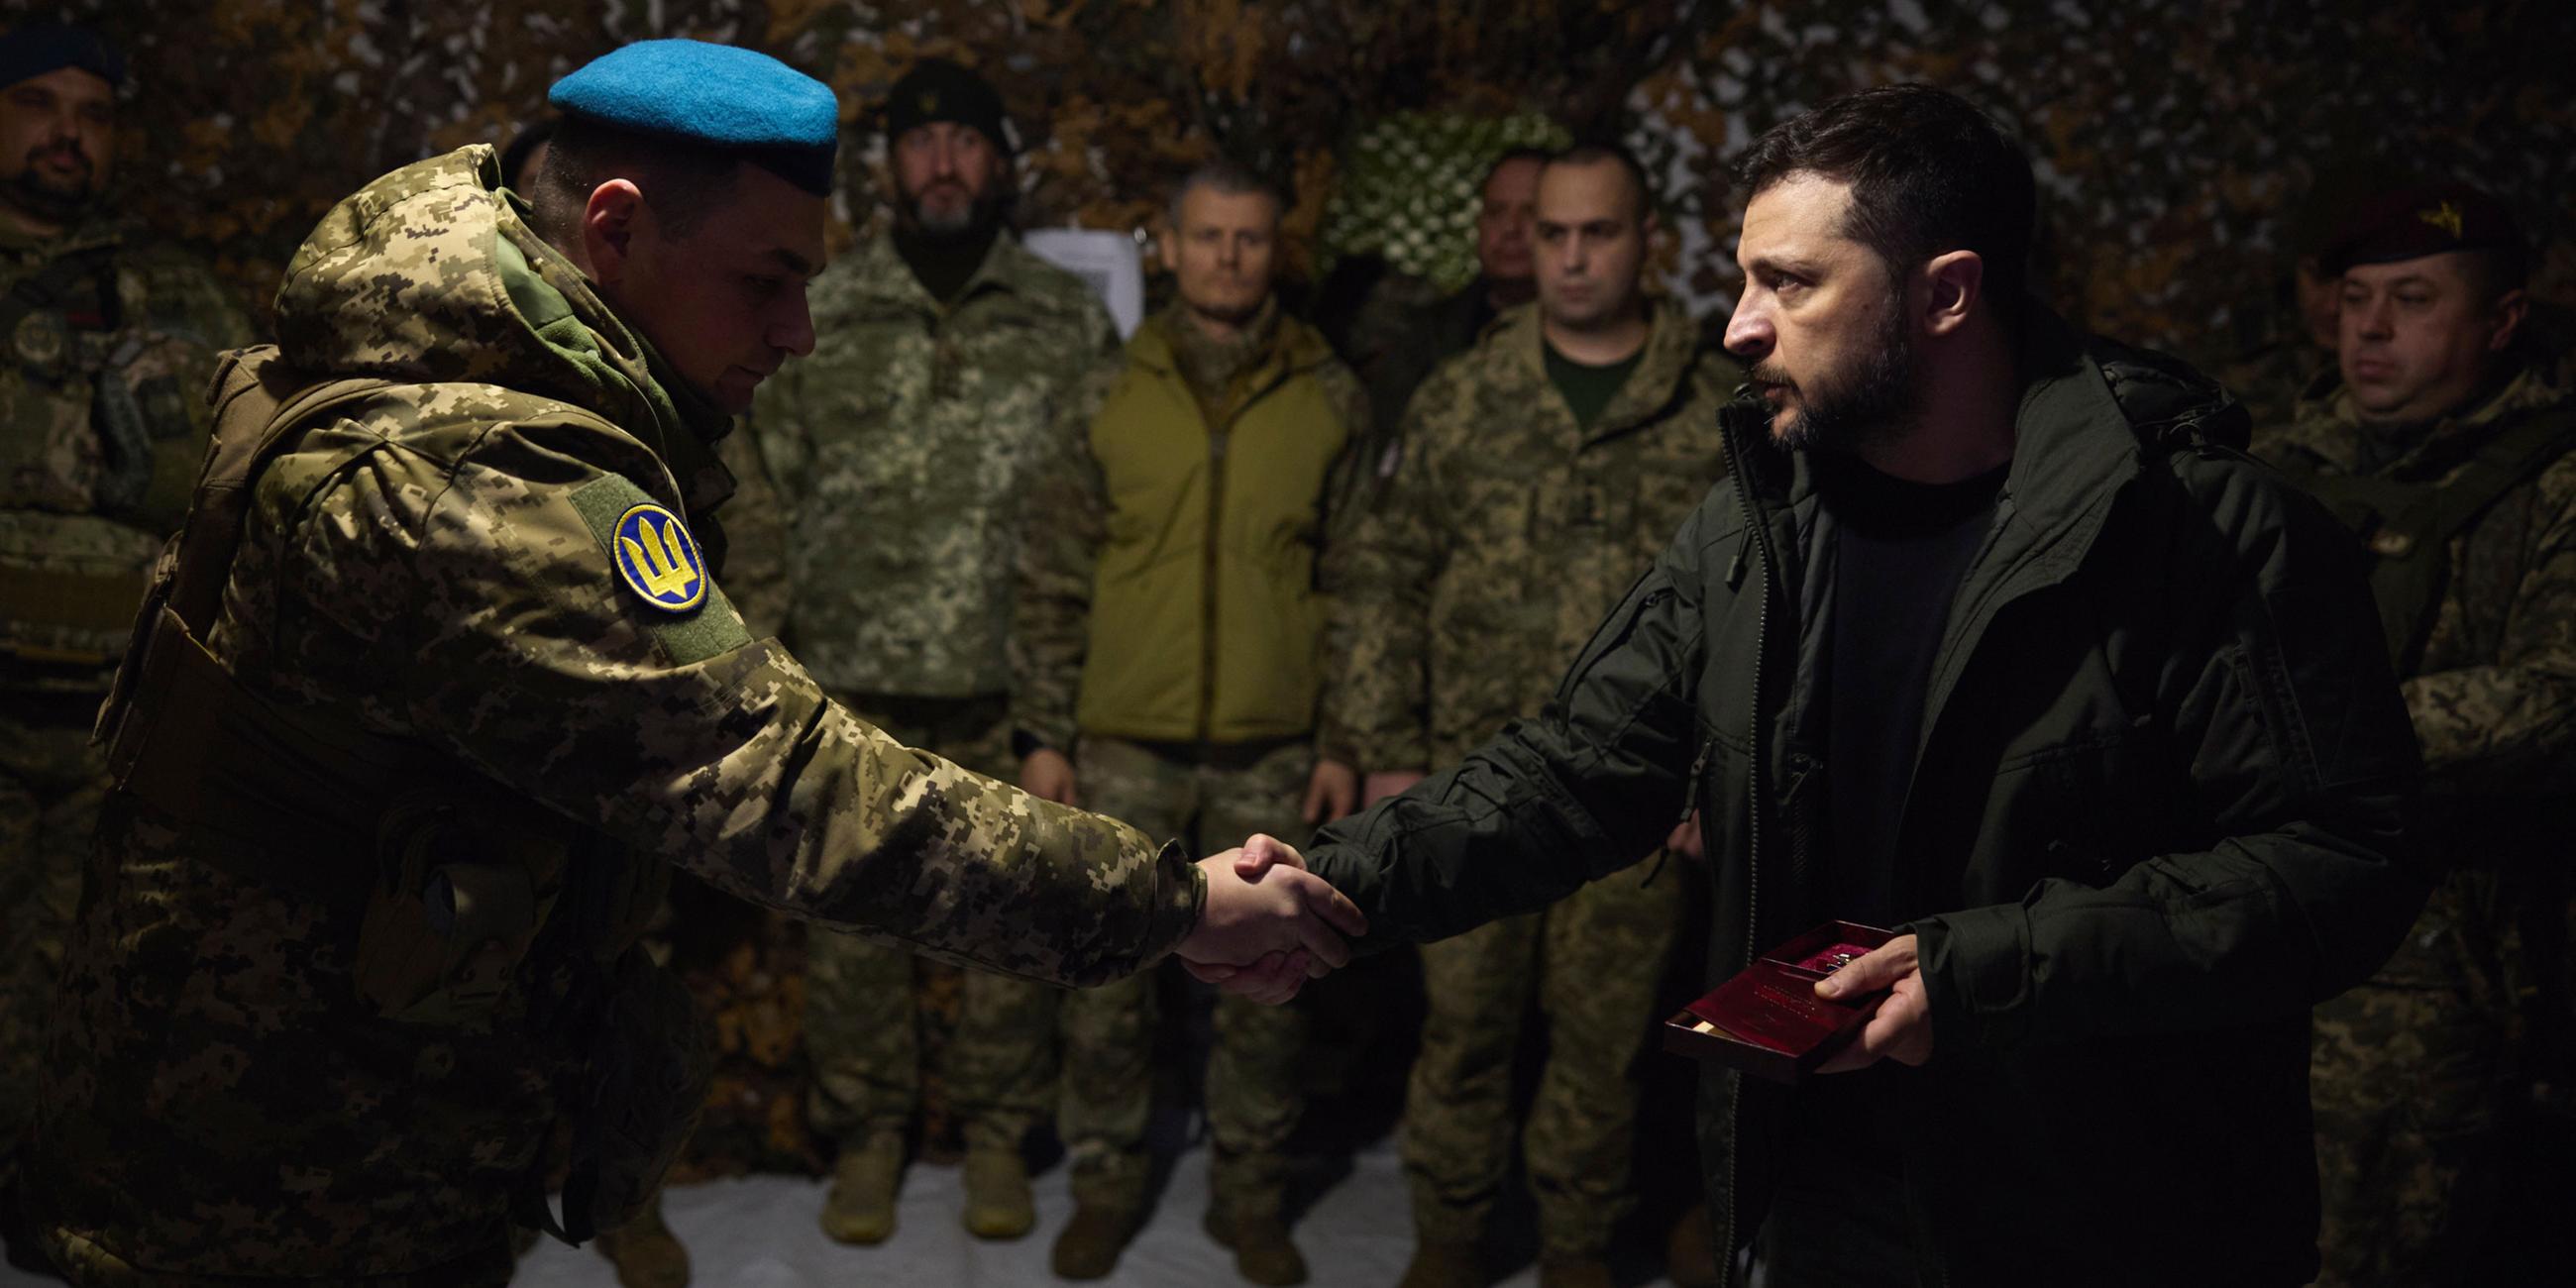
[1664,921,1895,1083]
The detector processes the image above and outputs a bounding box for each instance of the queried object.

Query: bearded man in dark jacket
[1214,85,2430,1286]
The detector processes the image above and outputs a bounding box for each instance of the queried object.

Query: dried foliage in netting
[28,0,2570,1171]
[46,0,2574,366]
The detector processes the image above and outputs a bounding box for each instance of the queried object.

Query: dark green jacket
[1308,313,2428,1285]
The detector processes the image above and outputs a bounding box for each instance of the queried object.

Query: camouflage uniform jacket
[2250,352,2576,816]
[730,230,1117,696]
[1319,298,1742,770]
[0,216,253,692]
[27,147,1199,1280]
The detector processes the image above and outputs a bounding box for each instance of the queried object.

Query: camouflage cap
[2319,182,2524,280]
[884,57,1013,155]
[0,22,124,91]
[548,39,839,195]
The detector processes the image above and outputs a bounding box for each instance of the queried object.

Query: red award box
[1663,921,1895,1084]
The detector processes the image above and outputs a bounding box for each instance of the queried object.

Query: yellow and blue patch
[612,502,708,612]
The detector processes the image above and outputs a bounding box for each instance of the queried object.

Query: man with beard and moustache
[1318,142,1738,1288]
[0,24,250,1272]
[1221,84,2433,1285]
[1014,160,1370,1284]
[2252,184,2576,1287]
[727,56,1122,1247]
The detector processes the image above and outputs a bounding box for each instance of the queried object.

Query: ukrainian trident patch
[612,502,707,612]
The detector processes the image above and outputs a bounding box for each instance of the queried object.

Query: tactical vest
[94,345,709,1245]
[0,243,217,685]
[2270,402,2576,678]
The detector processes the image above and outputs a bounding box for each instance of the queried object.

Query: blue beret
[549,40,838,195]
[0,23,125,92]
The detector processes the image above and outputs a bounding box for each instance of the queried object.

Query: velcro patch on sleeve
[569,473,753,665]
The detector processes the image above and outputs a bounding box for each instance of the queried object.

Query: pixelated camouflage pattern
[0,219,252,689]
[25,146,1201,1281]
[799,693,1057,1153]
[1054,734,1314,1211]
[2254,348,2576,1287]
[729,233,1117,698]
[1403,867,1685,1254]
[1317,297,1721,1254]
[0,706,103,1198]
[1319,298,1739,771]
[1011,305,1368,753]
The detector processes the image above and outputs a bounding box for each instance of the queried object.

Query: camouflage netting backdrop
[26,0,2573,1171]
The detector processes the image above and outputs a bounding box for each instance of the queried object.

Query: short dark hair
[1481,146,1553,191]
[530,115,749,243]
[498,116,558,194]
[1542,140,1654,217]
[1738,84,2036,322]
[1168,158,1285,230]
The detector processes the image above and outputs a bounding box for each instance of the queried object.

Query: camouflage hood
[270,146,732,502]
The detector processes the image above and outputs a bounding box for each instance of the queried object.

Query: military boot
[961,1146,1034,1238]
[1204,1196,1308,1286]
[1536,1253,1614,1288]
[594,1197,692,1288]
[1049,1202,1143,1279]
[1395,1237,1484,1288]
[819,1129,904,1244]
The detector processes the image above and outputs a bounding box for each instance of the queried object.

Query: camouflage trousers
[1057,734,1312,1213]
[803,692,1056,1153]
[2312,869,2521,1288]
[1403,856,1685,1257]
[0,695,105,1195]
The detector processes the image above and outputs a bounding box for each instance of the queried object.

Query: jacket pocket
[2016,720,2174,886]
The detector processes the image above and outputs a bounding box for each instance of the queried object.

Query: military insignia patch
[612,502,708,612]
[2416,200,2465,240]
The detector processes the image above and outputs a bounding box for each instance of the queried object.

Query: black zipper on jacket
[1716,406,1779,1283]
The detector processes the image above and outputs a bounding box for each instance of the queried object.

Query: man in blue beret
[0,22,252,1276]
[21,38,1364,1286]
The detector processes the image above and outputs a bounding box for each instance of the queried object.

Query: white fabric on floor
[507,1133,1680,1287]
[1,1135,1687,1286]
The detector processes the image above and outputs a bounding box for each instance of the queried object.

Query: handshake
[1173,834,1364,1006]
[1021,747,1371,1006]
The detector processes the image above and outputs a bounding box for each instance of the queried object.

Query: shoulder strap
[98,347,401,777]
[2412,400,2576,553]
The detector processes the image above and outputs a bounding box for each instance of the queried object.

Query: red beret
[2319,182,2523,279]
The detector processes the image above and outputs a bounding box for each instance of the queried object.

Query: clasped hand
[1173,834,1362,1006]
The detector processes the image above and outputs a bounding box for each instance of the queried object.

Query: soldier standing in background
[21,40,1359,1285]
[1014,160,1369,1285]
[2252,184,2576,1288]
[0,23,252,1274]
[1319,144,1739,1288]
[1337,147,1545,506]
[727,56,1122,1248]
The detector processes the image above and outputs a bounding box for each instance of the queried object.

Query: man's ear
[2489,287,2529,354]
[1157,221,1181,275]
[582,179,646,286]
[1921,250,1985,338]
